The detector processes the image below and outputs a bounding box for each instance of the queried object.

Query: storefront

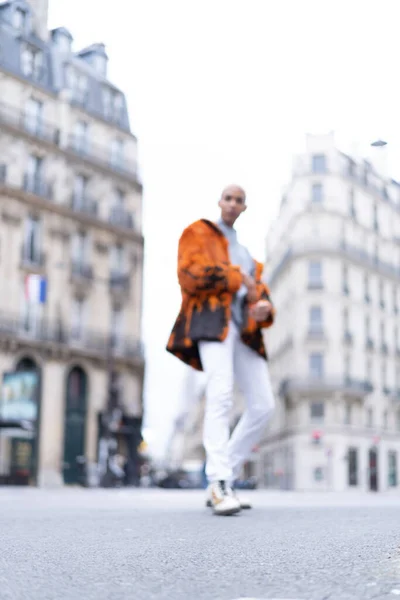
[0,357,41,485]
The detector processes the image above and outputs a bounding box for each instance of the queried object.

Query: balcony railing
[0,312,144,362]
[0,102,59,144]
[269,239,400,285]
[307,328,325,340]
[109,272,130,292]
[280,376,373,399]
[71,261,93,281]
[109,206,135,230]
[23,174,52,200]
[70,194,98,217]
[68,135,138,181]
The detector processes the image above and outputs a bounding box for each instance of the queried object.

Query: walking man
[167,185,276,515]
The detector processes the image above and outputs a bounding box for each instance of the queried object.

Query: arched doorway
[63,366,88,484]
[0,356,41,485]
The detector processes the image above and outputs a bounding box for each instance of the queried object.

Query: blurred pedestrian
[167,185,276,516]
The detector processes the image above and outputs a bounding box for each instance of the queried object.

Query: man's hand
[249,299,273,322]
[242,272,258,303]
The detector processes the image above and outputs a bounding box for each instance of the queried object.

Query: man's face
[218,185,247,226]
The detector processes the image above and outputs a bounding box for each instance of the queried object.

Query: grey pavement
[1,488,400,600]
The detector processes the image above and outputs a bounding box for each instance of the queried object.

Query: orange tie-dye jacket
[166,219,276,371]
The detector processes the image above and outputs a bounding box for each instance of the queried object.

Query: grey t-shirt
[217,219,255,328]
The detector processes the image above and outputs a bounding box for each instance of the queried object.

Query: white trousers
[199,321,275,483]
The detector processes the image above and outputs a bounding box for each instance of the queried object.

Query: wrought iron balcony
[0,312,144,362]
[109,206,135,230]
[280,376,373,400]
[70,193,98,216]
[109,272,130,293]
[268,239,400,285]
[71,261,93,282]
[307,328,325,340]
[0,102,59,144]
[68,135,138,182]
[23,174,52,200]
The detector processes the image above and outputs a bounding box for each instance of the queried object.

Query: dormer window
[93,54,106,76]
[56,34,71,54]
[65,66,88,106]
[102,88,124,123]
[13,7,26,30]
[21,44,44,82]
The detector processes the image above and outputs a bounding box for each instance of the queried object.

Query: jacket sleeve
[177,228,243,295]
[254,261,276,328]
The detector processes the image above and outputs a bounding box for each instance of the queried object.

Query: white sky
[49,0,400,457]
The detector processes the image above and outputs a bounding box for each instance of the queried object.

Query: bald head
[220,184,246,201]
[218,184,247,227]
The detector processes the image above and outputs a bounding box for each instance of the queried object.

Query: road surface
[1,488,400,600]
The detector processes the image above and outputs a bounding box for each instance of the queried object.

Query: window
[73,121,89,153]
[13,7,26,30]
[342,264,349,294]
[308,261,323,289]
[397,412,400,432]
[66,67,88,105]
[111,307,123,348]
[344,354,351,380]
[25,155,43,193]
[349,188,356,218]
[383,410,388,430]
[313,467,324,482]
[114,189,125,209]
[310,401,324,422]
[380,321,386,349]
[373,203,379,231]
[21,45,43,80]
[312,154,326,174]
[364,273,370,302]
[21,289,41,335]
[388,451,398,487]
[71,298,85,340]
[309,353,324,379]
[348,448,358,486]
[309,306,322,334]
[24,98,43,136]
[367,407,373,428]
[344,403,352,426]
[111,244,125,274]
[113,94,124,121]
[93,54,106,76]
[379,280,385,308]
[311,182,323,204]
[24,216,41,263]
[365,315,371,339]
[393,285,398,313]
[72,231,89,265]
[381,362,387,389]
[110,139,124,168]
[73,175,88,204]
[343,308,349,332]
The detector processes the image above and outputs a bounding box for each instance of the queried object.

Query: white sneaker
[207,481,241,516]
[205,484,252,510]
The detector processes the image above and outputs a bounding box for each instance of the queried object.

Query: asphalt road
[1,488,400,600]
